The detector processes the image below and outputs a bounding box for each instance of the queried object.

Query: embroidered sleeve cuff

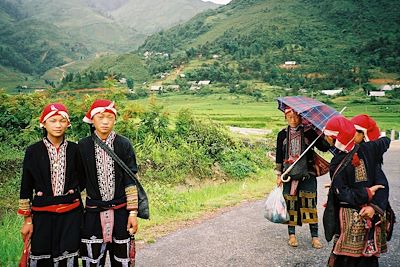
[18,199,31,216]
[125,185,138,210]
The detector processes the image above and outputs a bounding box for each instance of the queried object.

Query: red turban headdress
[83,99,117,124]
[39,103,70,128]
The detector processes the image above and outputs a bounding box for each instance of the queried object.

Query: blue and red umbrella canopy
[277,96,339,133]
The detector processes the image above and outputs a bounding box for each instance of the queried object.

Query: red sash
[31,199,80,213]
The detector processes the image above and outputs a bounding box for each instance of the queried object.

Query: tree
[127,78,134,89]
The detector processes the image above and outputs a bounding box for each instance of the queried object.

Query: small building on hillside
[369,91,385,97]
[198,80,211,86]
[321,89,343,96]
[284,61,297,65]
[380,84,400,91]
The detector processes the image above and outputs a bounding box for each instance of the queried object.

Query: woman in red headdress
[324,115,390,267]
[18,103,83,266]
[78,99,139,266]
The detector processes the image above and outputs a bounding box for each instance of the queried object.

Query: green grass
[0,211,23,266]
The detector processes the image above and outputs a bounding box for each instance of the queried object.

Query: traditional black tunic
[19,139,82,266]
[79,133,137,266]
[275,125,330,227]
[328,137,390,267]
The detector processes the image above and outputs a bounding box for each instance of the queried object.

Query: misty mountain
[0,0,218,84]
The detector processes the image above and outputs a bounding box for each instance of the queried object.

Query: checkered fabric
[277,96,339,133]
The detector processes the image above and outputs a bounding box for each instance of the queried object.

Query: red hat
[324,115,356,153]
[83,99,117,124]
[39,103,70,128]
[351,114,380,142]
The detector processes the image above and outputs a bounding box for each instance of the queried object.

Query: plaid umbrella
[277,96,339,133]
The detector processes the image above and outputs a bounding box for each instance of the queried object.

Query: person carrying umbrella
[323,115,389,267]
[275,107,331,248]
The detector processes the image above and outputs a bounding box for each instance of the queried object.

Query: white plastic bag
[264,186,289,223]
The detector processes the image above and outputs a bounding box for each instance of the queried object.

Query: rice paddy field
[131,93,400,134]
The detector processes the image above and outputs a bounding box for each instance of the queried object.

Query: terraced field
[131,93,400,133]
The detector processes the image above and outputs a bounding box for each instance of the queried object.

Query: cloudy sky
[202,0,232,4]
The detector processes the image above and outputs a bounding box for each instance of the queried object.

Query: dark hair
[89,125,95,134]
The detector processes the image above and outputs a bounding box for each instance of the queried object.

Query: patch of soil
[369,78,398,85]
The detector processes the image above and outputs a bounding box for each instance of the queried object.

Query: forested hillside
[136,0,400,91]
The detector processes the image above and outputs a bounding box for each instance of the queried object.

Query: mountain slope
[111,0,218,34]
[0,0,218,89]
[141,0,400,53]
[20,0,143,53]
[19,0,218,52]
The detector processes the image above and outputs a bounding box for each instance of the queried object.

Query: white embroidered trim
[95,131,116,201]
[114,255,130,263]
[53,251,79,262]
[113,237,130,244]
[30,254,51,260]
[43,138,68,196]
[82,238,104,244]
[83,242,107,263]
[81,255,104,264]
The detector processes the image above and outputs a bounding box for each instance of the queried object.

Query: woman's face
[43,115,69,138]
[286,112,301,128]
[324,135,335,146]
[354,131,365,144]
[92,112,116,137]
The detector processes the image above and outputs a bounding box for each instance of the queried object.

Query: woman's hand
[276,175,283,187]
[369,185,385,197]
[127,214,138,236]
[21,217,33,240]
[359,206,375,219]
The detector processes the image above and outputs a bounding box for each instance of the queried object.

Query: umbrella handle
[281,173,291,183]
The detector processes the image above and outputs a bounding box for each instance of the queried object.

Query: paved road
[136,141,400,267]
